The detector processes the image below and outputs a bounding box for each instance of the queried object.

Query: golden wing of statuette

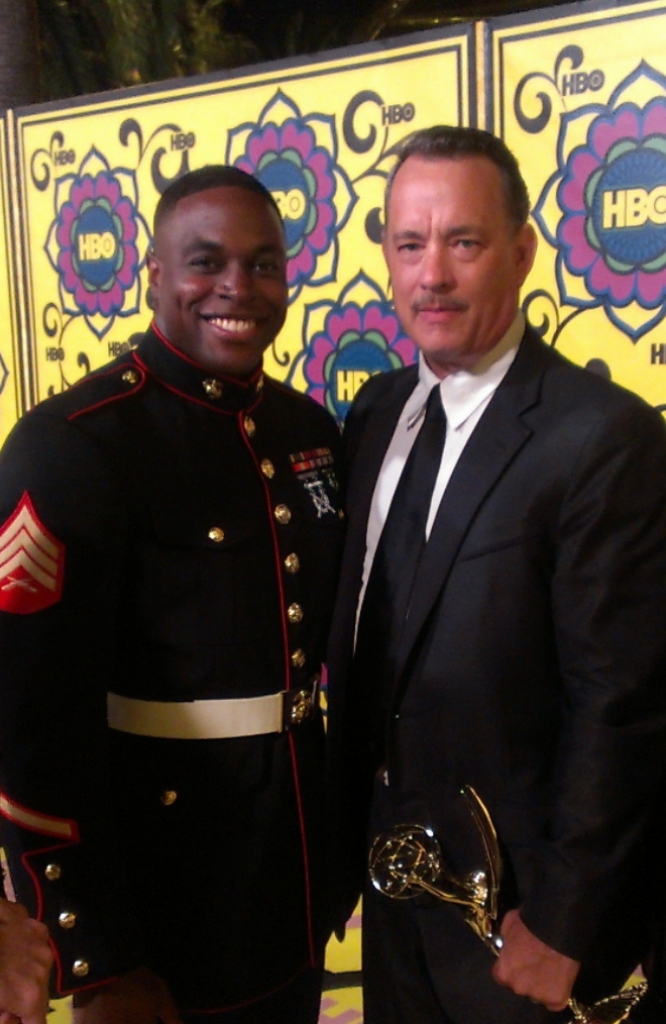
[570,981,647,1023]
[461,785,501,917]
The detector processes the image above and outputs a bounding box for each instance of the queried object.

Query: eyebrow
[180,239,285,258]
[391,224,483,243]
[181,238,221,257]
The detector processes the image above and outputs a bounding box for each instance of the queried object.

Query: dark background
[1,0,577,109]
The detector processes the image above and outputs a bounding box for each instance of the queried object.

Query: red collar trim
[150,320,264,389]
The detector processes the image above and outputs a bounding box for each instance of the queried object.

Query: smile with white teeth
[205,315,256,333]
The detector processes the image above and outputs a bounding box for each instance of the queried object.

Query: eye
[254,257,284,276]
[189,255,219,271]
[453,238,482,260]
[396,241,423,257]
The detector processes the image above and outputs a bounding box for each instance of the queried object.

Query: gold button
[284,553,300,574]
[208,527,225,543]
[203,378,223,399]
[261,459,275,479]
[72,960,90,977]
[287,603,303,624]
[256,374,265,392]
[161,790,178,806]
[338,508,345,520]
[122,369,138,385]
[59,911,76,929]
[274,505,291,525]
[244,416,256,436]
[45,863,62,881]
[291,649,306,669]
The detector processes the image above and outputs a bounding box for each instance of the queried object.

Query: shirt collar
[404,312,525,431]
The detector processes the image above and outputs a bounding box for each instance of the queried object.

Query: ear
[146,250,160,289]
[514,222,538,288]
[146,250,161,313]
[381,215,391,261]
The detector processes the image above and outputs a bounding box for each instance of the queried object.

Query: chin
[213,351,263,379]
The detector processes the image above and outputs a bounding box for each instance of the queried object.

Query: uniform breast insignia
[0,492,65,614]
[289,448,339,519]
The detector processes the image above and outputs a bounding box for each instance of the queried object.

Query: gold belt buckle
[282,688,315,730]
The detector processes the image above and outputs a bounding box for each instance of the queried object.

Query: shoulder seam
[67,361,146,422]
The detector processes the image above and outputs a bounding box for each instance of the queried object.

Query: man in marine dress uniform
[0,165,344,1023]
[326,126,666,1023]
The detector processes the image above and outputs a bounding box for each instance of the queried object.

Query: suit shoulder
[548,345,661,423]
[342,366,417,440]
[357,366,416,403]
[351,366,417,416]
[521,329,662,433]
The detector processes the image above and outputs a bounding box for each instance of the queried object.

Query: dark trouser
[363,776,567,1024]
[180,965,323,1024]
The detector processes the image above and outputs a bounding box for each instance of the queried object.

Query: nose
[215,260,253,300]
[419,241,455,292]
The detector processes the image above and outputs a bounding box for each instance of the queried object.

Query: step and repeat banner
[488,0,666,410]
[4,0,666,447]
[2,4,665,1017]
[0,25,473,447]
[0,115,23,446]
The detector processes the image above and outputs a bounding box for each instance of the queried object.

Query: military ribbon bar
[289,447,334,474]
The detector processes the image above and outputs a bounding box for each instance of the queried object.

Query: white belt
[107,689,315,740]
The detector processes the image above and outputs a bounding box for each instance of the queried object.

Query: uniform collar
[134,322,265,414]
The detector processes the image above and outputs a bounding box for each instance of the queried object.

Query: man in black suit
[327,126,666,1023]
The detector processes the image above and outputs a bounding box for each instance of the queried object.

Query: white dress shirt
[357,312,525,621]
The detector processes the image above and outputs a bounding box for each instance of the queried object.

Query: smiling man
[327,127,666,1023]
[0,166,344,1024]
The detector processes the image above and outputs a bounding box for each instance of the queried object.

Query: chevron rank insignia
[0,492,65,614]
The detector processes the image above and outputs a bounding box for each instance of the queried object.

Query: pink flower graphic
[45,148,151,339]
[227,92,355,300]
[534,64,666,340]
[299,272,417,422]
[56,174,137,316]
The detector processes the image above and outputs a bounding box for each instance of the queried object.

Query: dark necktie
[353,384,446,762]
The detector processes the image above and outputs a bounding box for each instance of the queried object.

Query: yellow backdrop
[0,28,472,446]
[489,0,666,409]
[2,3,666,1020]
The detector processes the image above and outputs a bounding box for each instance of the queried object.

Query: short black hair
[153,165,282,234]
[385,126,530,228]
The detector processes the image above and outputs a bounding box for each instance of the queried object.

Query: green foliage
[35,0,575,103]
[37,0,263,100]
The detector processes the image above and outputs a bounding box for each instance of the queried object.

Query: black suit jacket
[327,326,666,1002]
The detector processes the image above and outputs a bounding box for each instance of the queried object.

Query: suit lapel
[343,368,418,573]
[353,371,418,511]
[395,329,551,678]
[329,368,419,677]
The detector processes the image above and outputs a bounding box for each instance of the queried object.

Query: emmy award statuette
[369,786,646,1023]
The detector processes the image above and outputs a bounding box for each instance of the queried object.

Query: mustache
[411,296,468,314]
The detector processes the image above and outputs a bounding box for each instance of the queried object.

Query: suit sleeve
[0,411,146,995]
[520,396,666,962]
